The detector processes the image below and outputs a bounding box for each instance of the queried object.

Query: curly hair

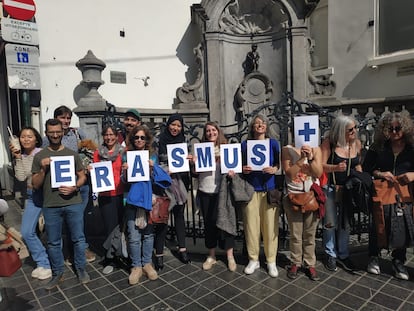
[101,124,118,137]
[371,110,414,150]
[127,125,154,155]
[329,115,359,148]
[201,121,227,146]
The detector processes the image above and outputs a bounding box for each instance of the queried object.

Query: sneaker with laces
[143,263,158,281]
[337,257,355,272]
[392,259,409,280]
[129,267,143,285]
[244,260,260,275]
[228,257,237,272]
[31,267,52,280]
[77,269,90,284]
[324,255,337,271]
[306,267,320,281]
[267,262,279,278]
[367,256,380,275]
[85,248,96,263]
[287,264,299,279]
[202,257,217,270]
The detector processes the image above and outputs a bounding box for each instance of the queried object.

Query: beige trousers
[284,196,319,267]
[243,192,279,263]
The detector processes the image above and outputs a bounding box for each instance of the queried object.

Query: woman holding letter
[93,125,125,274]
[157,114,191,265]
[123,125,159,285]
[192,121,237,272]
[241,114,281,277]
[282,143,323,281]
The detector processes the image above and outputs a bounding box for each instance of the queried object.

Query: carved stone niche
[236,71,273,116]
[174,43,208,111]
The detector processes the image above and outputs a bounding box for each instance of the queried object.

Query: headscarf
[158,113,185,156]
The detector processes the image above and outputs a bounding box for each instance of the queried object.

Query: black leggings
[154,223,168,255]
[199,191,235,250]
[173,204,186,249]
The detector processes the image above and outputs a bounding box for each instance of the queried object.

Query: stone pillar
[289,26,308,101]
[73,50,107,145]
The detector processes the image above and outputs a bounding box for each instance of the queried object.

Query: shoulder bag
[0,247,21,277]
[288,190,319,213]
[149,195,170,224]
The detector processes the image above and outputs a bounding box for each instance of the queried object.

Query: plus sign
[298,122,316,142]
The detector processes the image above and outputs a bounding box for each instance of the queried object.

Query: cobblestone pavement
[1,196,414,311]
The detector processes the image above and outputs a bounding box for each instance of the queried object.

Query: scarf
[98,143,124,162]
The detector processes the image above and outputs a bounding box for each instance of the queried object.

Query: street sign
[2,0,36,21]
[5,43,41,90]
[1,17,38,45]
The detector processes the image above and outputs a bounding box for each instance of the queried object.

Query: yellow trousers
[243,192,279,263]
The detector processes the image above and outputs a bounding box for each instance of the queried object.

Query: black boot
[178,250,191,264]
[154,256,164,271]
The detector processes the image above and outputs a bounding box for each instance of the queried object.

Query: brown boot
[128,267,142,285]
[143,263,158,280]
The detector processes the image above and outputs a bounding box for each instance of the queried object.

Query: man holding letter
[32,119,88,289]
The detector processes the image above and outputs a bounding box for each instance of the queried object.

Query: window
[377,0,414,55]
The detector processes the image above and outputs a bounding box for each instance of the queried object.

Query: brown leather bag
[372,179,411,204]
[149,196,170,224]
[288,191,319,213]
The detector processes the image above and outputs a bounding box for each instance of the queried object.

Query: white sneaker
[31,267,52,280]
[244,260,260,275]
[267,262,279,278]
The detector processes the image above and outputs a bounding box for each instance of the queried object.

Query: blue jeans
[126,206,154,267]
[21,190,50,269]
[43,202,86,274]
[322,185,350,259]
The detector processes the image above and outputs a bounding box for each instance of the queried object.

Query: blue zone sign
[5,43,40,90]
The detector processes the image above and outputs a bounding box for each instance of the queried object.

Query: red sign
[2,0,36,21]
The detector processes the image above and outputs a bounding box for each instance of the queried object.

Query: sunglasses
[134,135,147,141]
[388,126,402,132]
[347,125,357,133]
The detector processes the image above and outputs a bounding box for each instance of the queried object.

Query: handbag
[372,179,411,205]
[288,191,319,213]
[372,179,413,248]
[0,247,22,277]
[149,196,170,224]
[230,174,254,204]
[267,188,282,205]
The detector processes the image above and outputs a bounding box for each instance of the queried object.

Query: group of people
[319,111,414,281]
[9,105,414,291]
